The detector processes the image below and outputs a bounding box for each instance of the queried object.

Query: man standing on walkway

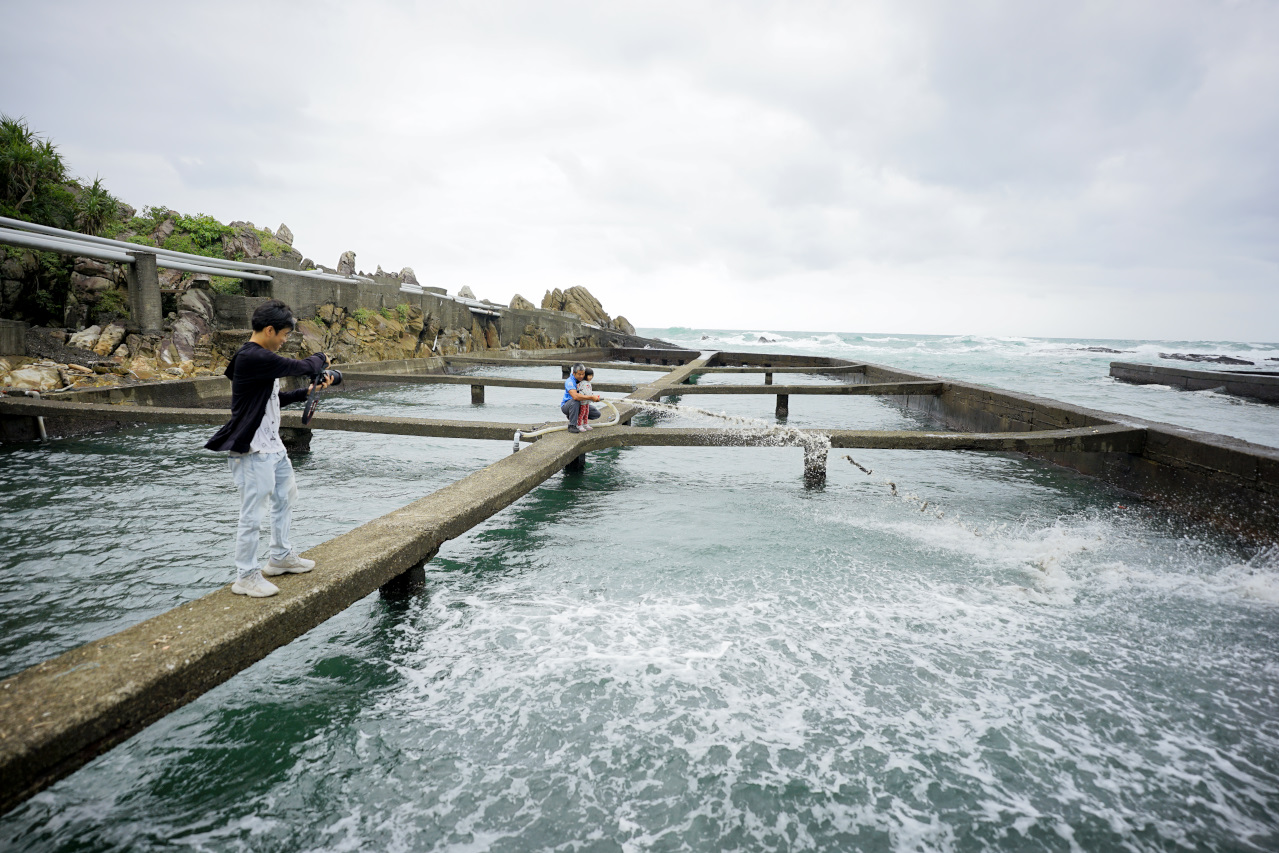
[561,362,601,433]
[205,299,333,597]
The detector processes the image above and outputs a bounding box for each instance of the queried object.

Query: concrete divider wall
[708,352,842,369]
[1111,361,1279,404]
[848,358,1278,543]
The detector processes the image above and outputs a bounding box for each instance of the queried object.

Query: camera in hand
[302,368,343,425]
[314,368,343,388]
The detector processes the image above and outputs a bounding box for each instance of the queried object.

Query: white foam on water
[324,504,1279,851]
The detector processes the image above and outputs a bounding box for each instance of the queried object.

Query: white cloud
[2,0,1275,339]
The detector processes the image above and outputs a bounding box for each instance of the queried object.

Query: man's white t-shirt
[249,378,285,454]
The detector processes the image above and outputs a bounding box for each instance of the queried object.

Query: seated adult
[561,362,601,433]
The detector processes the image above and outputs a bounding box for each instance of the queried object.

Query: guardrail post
[471,384,485,404]
[125,251,163,333]
[764,372,773,385]
[776,394,789,418]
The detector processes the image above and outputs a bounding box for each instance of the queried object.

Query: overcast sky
[3,0,1276,340]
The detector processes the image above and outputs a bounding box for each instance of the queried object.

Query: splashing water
[621,398,832,456]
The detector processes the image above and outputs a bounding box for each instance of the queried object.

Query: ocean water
[1,332,1277,851]
[647,328,1279,449]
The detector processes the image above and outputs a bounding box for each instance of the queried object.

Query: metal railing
[0,216,372,285]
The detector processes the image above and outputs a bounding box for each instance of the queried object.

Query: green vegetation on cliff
[1,116,300,324]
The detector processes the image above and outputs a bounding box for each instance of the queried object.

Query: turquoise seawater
[1,333,1277,851]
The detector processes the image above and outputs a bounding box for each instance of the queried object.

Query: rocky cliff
[540,286,636,336]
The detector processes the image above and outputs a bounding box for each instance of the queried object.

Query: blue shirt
[561,375,578,406]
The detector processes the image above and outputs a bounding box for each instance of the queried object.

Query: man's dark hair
[251,299,296,333]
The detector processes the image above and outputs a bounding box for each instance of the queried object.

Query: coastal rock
[1079,346,1128,354]
[157,289,216,365]
[150,217,175,245]
[68,325,102,350]
[295,319,327,356]
[179,288,216,327]
[615,315,635,336]
[400,267,419,286]
[458,285,477,300]
[158,268,185,289]
[222,226,262,259]
[4,364,63,391]
[485,320,500,349]
[276,223,294,246]
[509,293,536,311]
[1160,352,1254,366]
[542,286,613,328]
[71,274,114,296]
[337,251,356,276]
[73,258,115,278]
[92,322,127,357]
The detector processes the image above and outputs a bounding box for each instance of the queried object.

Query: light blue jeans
[228,450,297,579]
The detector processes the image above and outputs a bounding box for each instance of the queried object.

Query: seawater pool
[2,360,1278,851]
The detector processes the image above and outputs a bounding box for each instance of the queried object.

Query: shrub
[395,303,410,322]
[95,287,130,319]
[0,114,67,221]
[174,213,233,256]
[352,308,373,324]
[74,177,119,236]
[208,276,244,295]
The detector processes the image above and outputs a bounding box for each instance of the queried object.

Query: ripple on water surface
[3,421,1277,851]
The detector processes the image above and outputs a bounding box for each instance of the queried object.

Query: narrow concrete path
[341,373,638,394]
[586,424,1147,453]
[661,381,944,395]
[0,397,533,441]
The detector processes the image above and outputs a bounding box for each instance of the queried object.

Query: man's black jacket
[204,343,326,453]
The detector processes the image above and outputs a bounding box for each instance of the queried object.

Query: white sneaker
[232,571,279,598]
[264,551,316,576]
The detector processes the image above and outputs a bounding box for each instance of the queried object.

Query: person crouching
[561,362,601,433]
[204,299,334,598]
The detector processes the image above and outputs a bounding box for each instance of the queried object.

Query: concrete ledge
[580,424,1146,454]
[782,351,1279,544]
[662,381,944,396]
[1111,361,1279,404]
[0,398,535,441]
[689,365,867,375]
[341,372,638,394]
[447,357,675,373]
